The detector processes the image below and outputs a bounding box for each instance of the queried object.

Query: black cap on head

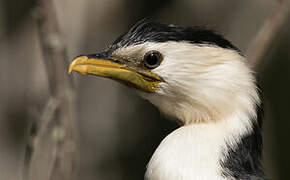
[110,21,240,52]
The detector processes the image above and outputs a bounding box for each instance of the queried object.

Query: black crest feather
[111,21,239,52]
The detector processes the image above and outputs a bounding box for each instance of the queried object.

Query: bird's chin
[136,90,153,98]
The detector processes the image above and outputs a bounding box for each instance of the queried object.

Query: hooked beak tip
[68,56,89,74]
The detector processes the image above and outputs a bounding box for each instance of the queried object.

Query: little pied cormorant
[69,21,266,180]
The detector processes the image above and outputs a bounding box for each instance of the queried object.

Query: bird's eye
[143,51,163,69]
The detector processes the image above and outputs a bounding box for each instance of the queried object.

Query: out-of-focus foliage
[0,0,289,179]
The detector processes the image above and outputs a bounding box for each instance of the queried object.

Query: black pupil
[146,53,159,66]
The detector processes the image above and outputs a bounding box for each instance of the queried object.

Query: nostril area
[73,54,86,59]
[85,53,103,58]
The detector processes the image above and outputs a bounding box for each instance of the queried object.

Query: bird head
[69,21,259,124]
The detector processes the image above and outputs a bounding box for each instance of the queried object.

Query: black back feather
[221,88,266,180]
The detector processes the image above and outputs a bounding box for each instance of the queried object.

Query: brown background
[0,0,289,179]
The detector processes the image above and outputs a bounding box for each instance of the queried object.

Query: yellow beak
[68,56,163,93]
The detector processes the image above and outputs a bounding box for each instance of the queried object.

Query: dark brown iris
[143,50,163,69]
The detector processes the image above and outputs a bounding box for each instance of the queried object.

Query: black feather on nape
[111,21,240,52]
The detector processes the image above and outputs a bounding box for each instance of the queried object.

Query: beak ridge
[68,54,163,93]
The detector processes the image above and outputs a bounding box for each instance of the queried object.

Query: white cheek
[143,42,258,124]
[115,41,259,124]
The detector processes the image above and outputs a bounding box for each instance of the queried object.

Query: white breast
[145,111,254,180]
[145,124,226,180]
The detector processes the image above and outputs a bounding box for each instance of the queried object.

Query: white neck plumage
[137,44,264,179]
[145,91,260,180]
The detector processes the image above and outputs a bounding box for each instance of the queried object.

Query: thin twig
[38,97,60,138]
[246,0,290,68]
[26,0,77,180]
[23,98,60,180]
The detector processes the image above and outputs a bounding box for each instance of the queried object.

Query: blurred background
[0,0,289,179]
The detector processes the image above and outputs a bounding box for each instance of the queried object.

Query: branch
[26,0,77,180]
[246,0,290,68]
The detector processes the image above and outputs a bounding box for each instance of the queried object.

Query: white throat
[145,108,255,180]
